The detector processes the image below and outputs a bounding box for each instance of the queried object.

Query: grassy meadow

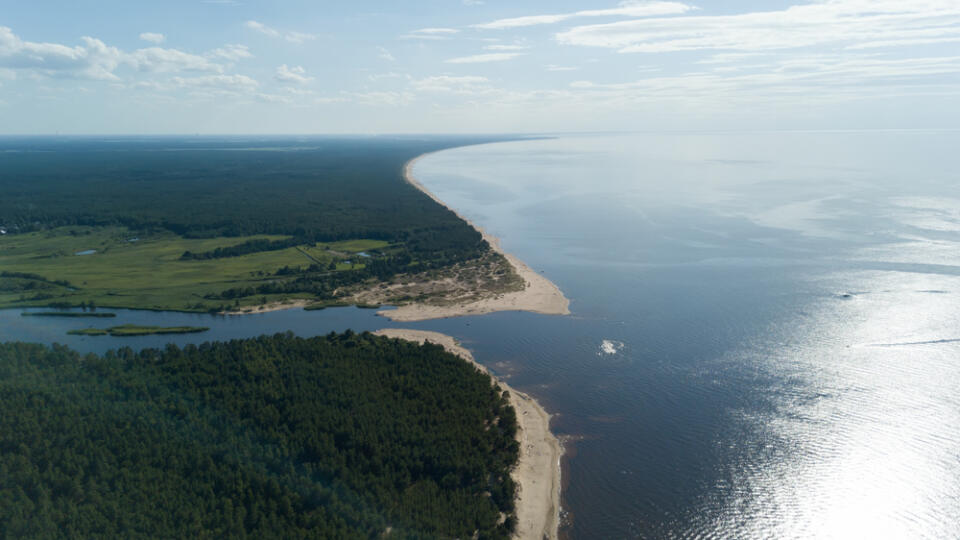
[0,226,387,312]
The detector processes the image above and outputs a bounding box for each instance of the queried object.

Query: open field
[0,226,382,312]
[0,224,534,315]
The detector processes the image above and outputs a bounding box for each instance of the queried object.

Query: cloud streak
[411,75,490,93]
[208,44,252,62]
[172,74,259,91]
[445,52,525,64]
[275,64,312,84]
[245,20,317,43]
[473,1,694,30]
[567,53,960,107]
[401,28,459,40]
[128,47,223,73]
[556,0,960,53]
[139,32,165,44]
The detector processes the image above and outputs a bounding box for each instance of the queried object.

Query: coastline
[215,150,570,320]
[376,154,570,322]
[373,329,562,540]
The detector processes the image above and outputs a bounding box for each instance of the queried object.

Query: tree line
[0,137,511,265]
[0,332,519,538]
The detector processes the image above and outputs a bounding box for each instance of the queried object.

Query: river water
[4,131,960,538]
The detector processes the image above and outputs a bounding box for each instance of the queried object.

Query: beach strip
[376,155,571,322]
[373,329,562,540]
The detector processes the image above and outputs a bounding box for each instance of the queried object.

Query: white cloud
[401,28,460,40]
[314,96,347,104]
[208,44,252,61]
[566,53,960,107]
[0,27,122,80]
[556,1,960,53]
[445,52,525,64]
[347,90,415,106]
[378,47,395,61]
[245,20,280,38]
[139,32,166,44]
[546,65,579,71]
[413,28,459,35]
[128,47,223,73]
[484,44,528,51]
[849,36,960,50]
[412,75,490,93]
[275,64,313,84]
[245,20,317,43]
[463,0,485,5]
[285,31,318,44]
[368,71,406,82]
[133,80,165,91]
[473,1,694,30]
[256,93,293,104]
[697,53,772,65]
[172,74,259,91]
[0,26,247,81]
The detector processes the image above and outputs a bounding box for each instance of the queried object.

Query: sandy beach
[377,155,570,322]
[374,329,562,540]
[222,299,310,316]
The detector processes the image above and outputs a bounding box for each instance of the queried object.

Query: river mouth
[9,132,960,539]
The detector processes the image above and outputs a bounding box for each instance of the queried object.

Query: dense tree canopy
[0,136,514,263]
[0,333,519,538]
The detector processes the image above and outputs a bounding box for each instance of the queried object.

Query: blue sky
[1,0,958,134]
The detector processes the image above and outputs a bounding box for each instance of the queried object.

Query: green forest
[0,136,521,312]
[0,333,520,538]
[0,137,507,262]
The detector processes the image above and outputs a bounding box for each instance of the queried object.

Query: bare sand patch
[223,299,310,316]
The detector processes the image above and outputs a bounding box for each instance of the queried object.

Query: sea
[3,131,959,538]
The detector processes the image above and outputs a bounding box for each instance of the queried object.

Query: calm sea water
[4,132,960,538]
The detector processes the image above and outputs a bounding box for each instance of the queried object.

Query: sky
[1,0,958,134]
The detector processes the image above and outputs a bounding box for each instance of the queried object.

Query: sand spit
[374,329,561,540]
[377,155,570,322]
[223,299,310,316]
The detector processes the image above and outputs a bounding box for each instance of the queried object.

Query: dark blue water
[5,132,960,538]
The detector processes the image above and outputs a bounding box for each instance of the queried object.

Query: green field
[0,226,390,312]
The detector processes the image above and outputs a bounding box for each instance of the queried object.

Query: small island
[22,311,116,318]
[68,324,209,337]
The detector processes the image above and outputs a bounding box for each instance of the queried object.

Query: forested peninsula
[0,333,521,538]
[0,137,525,314]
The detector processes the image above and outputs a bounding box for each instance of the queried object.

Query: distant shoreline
[373,329,561,540]
[376,153,571,321]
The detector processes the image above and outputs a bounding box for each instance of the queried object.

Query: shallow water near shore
[5,131,960,538]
